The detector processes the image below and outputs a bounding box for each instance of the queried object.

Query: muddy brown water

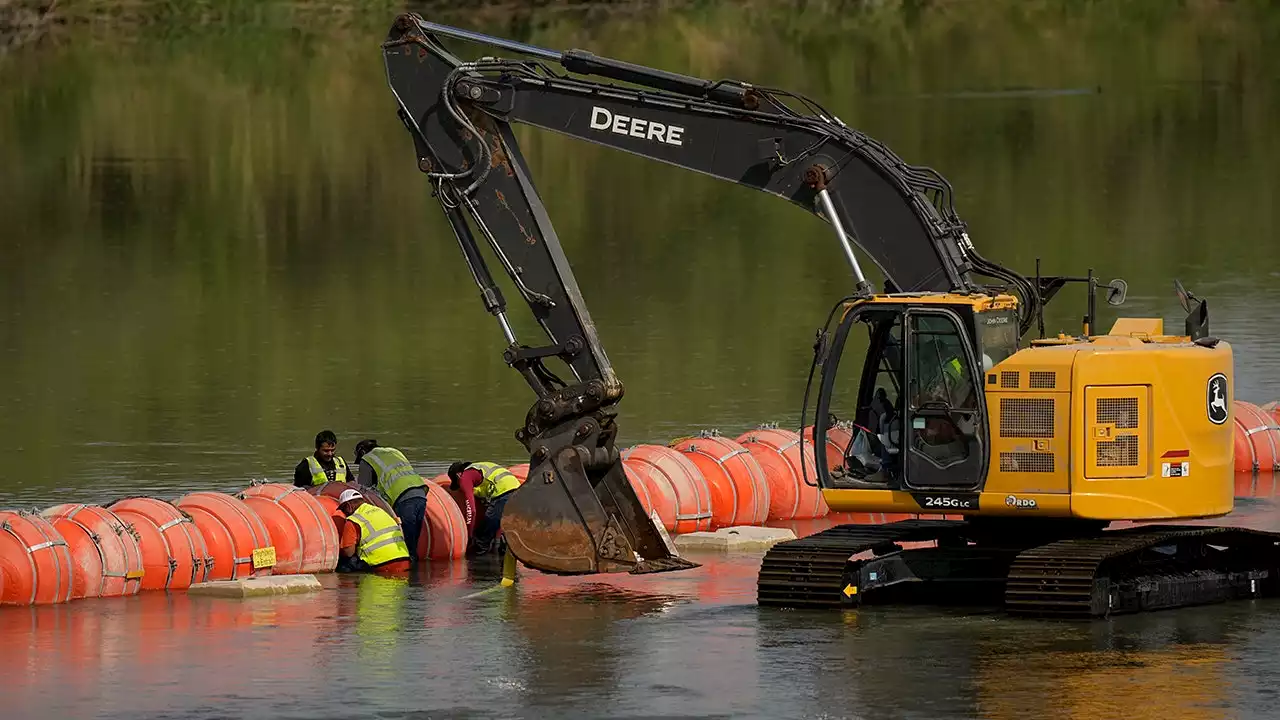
[3,2,1280,717]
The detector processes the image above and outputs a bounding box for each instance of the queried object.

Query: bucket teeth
[630,556,700,575]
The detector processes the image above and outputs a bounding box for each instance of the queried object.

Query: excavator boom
[380,14,1037,576]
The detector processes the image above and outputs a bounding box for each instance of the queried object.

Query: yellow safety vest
[471,461,520,501]
[305,455,348,486]
[362,447,424,505]
[348,503,410,567]
[944,357,963,379]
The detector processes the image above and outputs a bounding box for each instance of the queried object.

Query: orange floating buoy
[429,472,451,487]
[1235,471,1278,499]
[109,497,210,590]
[42,504,144,599]
[311,481,394,512]
[240,484,339,574]
[508,463,529,484]
[238,492,305,575]
[311,492,347,537]
[671,432,770,528]
[735,426,829,521]
[1232,400,1280,474]
[620,444,713,534]
[802,423,855,472]
[419,483,468,560]
[1262,401,1280,425]
[0,510,74,605]
[620,458,669,529]
[174,491,276,580]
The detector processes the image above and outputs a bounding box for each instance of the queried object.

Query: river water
[2,1,1280,717]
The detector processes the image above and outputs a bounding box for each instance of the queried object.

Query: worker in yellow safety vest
[449,461,521,556]
[336,489,411,574]
[353,439,427,561]
[293,429,349,487]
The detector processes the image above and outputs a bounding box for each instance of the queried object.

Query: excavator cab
[811,294,1020,499]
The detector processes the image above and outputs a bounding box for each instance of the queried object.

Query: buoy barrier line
[620,445,713,534]
[670,432,770,528]
[735,427,829,521]
[509,464,530,485]
[0,511,74,606]
[109,497,212,591]
[421,483,468,560]
[621,461,660,526]
[9,404,1280,608]
[802,423,856,473]
[240,495,306,575]
[175,492,276,581]
[42,504,145,600]
[1232,401,1280,474]
[1234,471,1279,499]
[1262,401,1280,425]
[240,484,338,573]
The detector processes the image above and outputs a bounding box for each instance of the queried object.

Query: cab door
[902,308,987,490]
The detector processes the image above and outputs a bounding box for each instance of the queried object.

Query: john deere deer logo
[1207,373,1228,425]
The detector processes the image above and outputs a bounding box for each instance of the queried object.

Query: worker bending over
[293,429,348,487]
[335,489,411,574]
[449,461,520,556]
[445,461,481,541]
[354,439,427,558]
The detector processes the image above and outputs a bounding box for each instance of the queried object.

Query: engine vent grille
[1000,371,1020,389]
[1029,371,1056,389]
[1000,452,1055,473]
[1085,386,1147,478]
[1097,435,1140,467]
[1097,397,1139,429]
[1000,398,1055,438]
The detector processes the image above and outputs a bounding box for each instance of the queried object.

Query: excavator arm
[380,14,1038,576]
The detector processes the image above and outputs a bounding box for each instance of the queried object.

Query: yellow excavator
[381,14,1279,618]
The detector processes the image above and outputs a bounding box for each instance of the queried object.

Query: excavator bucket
[499,450,699,576]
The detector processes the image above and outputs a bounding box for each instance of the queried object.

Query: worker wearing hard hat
[293,429,349,487]
[353,439,428,559]
[449,461,521,556]
[335,488,411,574]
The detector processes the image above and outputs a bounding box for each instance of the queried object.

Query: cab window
[975,309,1019,370]
[909,314,978,410]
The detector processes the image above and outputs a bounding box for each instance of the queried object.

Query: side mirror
[1173,279,1209,341]
[1105,278,1127,306]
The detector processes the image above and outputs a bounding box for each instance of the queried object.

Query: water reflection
[973,609,1251,720]
[0,546,1277,718]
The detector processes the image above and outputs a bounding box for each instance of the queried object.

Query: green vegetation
[0,0,1277,497]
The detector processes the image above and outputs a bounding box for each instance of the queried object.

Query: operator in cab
[353,439,427,559]
[335,489,411,574]
[448,461,520,555]
[293,429,349,487]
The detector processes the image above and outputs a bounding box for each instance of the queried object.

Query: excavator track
[1004,524,1280,618]
[758,521,1280,618]
[757,519,966,609]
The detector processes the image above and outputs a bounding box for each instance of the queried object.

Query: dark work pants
[470,491,513,555]
[393,493,427,561]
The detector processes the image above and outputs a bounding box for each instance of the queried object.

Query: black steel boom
[380,13,1035,576]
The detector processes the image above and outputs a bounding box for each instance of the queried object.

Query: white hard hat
[337,489,363,505]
